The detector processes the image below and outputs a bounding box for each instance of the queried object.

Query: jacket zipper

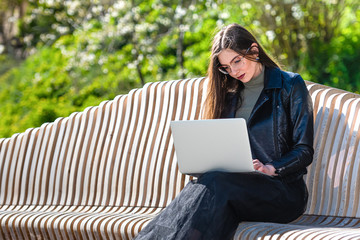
[273,90,280,159]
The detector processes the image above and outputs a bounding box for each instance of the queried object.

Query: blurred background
[0,0,359,138]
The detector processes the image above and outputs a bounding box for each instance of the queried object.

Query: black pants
[135,171,308,240]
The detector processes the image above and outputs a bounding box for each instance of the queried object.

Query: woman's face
[217,47,262,84]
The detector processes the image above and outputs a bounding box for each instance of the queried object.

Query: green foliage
[0,47,70,137]
[0,0,360,138]
[0,32,141,137]
[18,0,110,49]
[304,7,360,93]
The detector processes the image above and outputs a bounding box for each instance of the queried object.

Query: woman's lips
[237,73,245,80]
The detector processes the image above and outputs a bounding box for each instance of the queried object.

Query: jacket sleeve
[271,76,314,177]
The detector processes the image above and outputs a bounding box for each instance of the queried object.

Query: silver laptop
[170,118,255,175]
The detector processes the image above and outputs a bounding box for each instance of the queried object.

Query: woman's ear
[250,43,259,60]
[250,43,259,54]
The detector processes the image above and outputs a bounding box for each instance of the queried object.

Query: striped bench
[0,77,360,239]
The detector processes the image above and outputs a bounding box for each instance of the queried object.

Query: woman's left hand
[253,159,277,176]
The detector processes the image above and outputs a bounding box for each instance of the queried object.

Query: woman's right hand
[253,159,277,176]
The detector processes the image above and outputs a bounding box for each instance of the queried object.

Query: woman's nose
[231,64,241,75]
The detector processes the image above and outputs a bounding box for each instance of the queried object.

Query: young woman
[135,23,314,240]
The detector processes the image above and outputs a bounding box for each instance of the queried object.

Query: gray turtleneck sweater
[235,67,265,122]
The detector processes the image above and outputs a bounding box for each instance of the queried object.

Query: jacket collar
[264,67,282,90]
[220,66,283,119]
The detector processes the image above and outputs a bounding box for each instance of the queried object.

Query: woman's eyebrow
[230,54,240,63]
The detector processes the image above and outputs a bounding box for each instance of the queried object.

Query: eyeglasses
[218,47,251,75]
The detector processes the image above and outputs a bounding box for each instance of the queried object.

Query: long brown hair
[202,23,279,119]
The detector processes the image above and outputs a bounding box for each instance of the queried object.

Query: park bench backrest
[0,78,206,208]
[0,78,360,220]
[305,83,360,218]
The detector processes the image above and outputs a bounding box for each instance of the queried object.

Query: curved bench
[0,77,360,239]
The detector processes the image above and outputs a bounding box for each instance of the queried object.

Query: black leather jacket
[221,67,314,182]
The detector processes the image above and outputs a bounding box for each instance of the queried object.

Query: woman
[135,23,314,240]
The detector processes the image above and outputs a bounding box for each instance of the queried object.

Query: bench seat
[0,205,161,239]
[236,216,360,239]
